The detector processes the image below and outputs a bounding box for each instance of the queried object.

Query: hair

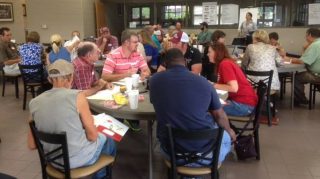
[246,12,253,18]
[269,32,279,41]
[143,25,154,37]
[27,31,40,43]
[252,30,269,44]
[209,43,232,74]
[71,30,80,38]
[164,48,185,67]
[0,27,10,36]
[50,34,63,54]
[306,28,320,38]
[167,25,176,37]
[211,30,226,44]
[77,42,95,57]
[121,29,138,44]
[140,29,157,48]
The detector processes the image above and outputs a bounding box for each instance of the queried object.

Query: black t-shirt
[160,46,202,71]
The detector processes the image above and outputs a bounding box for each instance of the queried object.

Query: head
[99,26,111,38]
[153,30,163,42]
[246,12,253,21]
[211,30,226,44]
[71,30,80,38]
[77,42,101,63]
[121,30,139,53]
[306,28,320,43]
[167,25,176,37]
[269,32,279,46]
[27,31,40,43]
[200,22,208,31]
[252,30,269,44]
[207,43,231,69]
[0,27,12,42]
[169,31,189,54]
[143,25,154,37]
[47,59,74,88]
[50,34,63,54]
[140,29,156,48]
[175,22,182,31]
[164,48,185,68]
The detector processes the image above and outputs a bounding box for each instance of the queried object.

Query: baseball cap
[171,31,189,44]
[154,30,161,36]
[48,59,74,77]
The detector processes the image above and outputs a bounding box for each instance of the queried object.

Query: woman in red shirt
[207,43,258,116]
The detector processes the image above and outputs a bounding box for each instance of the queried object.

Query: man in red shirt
[102,30,150,82]
[96,26,119,54]
[72,42,112,96]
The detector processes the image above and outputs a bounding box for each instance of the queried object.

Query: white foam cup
[128,90,139,109]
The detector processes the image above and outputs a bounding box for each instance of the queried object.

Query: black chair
[29,120,115,179]
[164,124,224,179]
[18,64,48,110]
[1,68,20,99]
[228,81,267,160]
[245,70,274,126]
[309,82,320,110]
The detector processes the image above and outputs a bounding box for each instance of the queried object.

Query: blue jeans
[85,133,116,179]
[223,100,255,116]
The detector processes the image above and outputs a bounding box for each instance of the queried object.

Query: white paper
[308,3,320,25]
[93,113,129,137]
[87,86,120,100]
[220,4,239,25]
[216,89,228,96]
[219,98,227,105]
[202,2,218,25]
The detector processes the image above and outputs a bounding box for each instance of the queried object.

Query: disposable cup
[125,77,132,92]
[132,74,140,89]
[128,90,139,109]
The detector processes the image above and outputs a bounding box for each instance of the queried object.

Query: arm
[157,65,166,72]
[210,108,236,142]
[214,80,238,93]
[3,57,20,65]
[140,66,151,80]
[65,39,80,53]
[83,79,109,97]
[97,38,107,53]
[101,72,131,82]
[191,63,202,75]
[77,92,98,141]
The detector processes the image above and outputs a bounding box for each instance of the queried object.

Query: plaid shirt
[103,46,147,74]
[72,57,97,90]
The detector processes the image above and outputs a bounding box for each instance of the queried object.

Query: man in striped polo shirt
[102,30,150,82]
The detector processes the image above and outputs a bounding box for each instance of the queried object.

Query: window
[129,6,151,28]
[193,6,203,25]
[257,3,276,27]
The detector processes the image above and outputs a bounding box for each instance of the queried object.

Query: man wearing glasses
[96,26,119,54]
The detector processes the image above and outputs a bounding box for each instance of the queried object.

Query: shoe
[124,120,141,132]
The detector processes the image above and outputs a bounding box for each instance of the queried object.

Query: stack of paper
[87,86,120,100]
[93,113,129,142]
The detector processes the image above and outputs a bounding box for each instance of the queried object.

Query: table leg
[148,120,153,179]
[291,72,295,109]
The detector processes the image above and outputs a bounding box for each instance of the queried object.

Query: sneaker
[124,120,142,132]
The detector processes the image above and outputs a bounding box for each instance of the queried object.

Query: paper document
[216,89,228,95]
[219,98,227,105]
[93,113,129,142]
[87,86,120,100]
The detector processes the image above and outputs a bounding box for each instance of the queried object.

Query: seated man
[150,48,236,167]
[158,31,202,75]
[72,42,112,96]
[0,27,20,75]
[292,28,320,106]
[28,60,116,178]
[96,26,119,55]
[102,30,151,131]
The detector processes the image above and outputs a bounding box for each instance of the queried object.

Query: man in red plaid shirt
[72,42,112,96]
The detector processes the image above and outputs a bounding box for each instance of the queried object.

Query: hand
[227,128,237,142]
[102,37,108,44]
[105,82,113,89]
[97,79,107,89]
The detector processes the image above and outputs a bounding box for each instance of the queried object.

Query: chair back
[245,69,273,97]
[252,81,268,129]
[18,64,46,86]
[29,120,71,179]
[166,124,224,179]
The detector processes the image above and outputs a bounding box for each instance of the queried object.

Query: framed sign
[0,3,14,21]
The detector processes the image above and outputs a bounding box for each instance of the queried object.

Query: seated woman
[27,60,116,178]
[242,30,281,91]
[208,43,258,116]
[47,34,79,65]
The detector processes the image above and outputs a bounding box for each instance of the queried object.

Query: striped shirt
[103,46,147,74]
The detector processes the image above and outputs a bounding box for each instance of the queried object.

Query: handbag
[235,134,257,160]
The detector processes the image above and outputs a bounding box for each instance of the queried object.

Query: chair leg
[313,85,316,106]
[14,77,19,99]
[266,96,272,126]
[309,83,313,110]
[271,95,276,117]
[2,76,5,97]
[31,87,36,98]
[254,129,260,160]
[23,88,27,110]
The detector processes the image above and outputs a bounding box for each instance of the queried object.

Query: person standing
[150,48,236,167]
[0,27,20,75]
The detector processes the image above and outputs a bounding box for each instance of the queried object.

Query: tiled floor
[1,81,320,179]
